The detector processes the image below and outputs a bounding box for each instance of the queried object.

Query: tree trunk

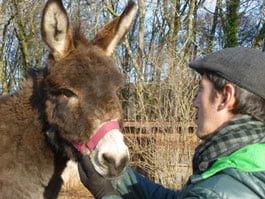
[224,0,240,47]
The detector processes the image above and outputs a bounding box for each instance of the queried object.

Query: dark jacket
[103,143,265,199]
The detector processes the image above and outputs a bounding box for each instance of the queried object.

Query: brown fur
[0,0,136,198]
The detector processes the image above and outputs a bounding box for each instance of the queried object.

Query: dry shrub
[124,123,199,190]
[121,46,200,189]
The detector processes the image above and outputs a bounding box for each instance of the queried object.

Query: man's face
[193,74,223,139]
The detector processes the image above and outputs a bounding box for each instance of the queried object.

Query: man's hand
[78,155,120,199]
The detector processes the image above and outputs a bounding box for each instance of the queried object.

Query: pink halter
[72,121,120,152]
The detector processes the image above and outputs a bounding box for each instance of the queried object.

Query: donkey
[0,0,137,198]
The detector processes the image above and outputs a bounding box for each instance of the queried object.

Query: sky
[204,0,217,12]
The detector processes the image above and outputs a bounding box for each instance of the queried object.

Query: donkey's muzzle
[102,153,129,177]
[87,126,129,178]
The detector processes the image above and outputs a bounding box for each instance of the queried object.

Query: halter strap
[72,121,120,152]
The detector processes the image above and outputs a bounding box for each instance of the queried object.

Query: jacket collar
[193,115,265,174]
[190,143,265,184]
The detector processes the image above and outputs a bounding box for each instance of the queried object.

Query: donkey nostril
[118,156,128,170]
[102,153,115,165]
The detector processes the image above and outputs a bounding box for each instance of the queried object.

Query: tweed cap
[189,47,265,100]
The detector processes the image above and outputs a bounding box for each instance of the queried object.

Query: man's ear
[217,84,236,111]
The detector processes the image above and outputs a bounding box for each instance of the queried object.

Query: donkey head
[41,0,137,178]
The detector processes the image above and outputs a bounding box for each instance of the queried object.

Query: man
[78,47,265,198]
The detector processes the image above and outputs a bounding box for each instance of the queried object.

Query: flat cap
[189,47,265,100]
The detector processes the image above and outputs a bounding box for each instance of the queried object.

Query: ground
[58,185,94,199]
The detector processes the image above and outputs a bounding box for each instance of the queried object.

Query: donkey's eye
[60,89,77,98]
[50,88,77,98]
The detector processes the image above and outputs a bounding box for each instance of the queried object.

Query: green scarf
[192,115,265,174]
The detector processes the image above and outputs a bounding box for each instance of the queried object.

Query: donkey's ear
[41,0,74,61]
[92,1,137,56]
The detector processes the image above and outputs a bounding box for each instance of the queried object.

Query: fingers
[78,162,86,178]
[79,156,102,179]
[78,163,90,187]
[77,158,120,198]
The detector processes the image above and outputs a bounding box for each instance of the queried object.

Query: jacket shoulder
[187,169,265,199]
